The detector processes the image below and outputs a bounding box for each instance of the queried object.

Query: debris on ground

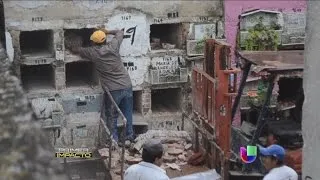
[99,130,207,179]
[133,130,192,153]
[166,163,182,171]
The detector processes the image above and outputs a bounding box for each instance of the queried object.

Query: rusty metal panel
[237,50,304,72]
[192,39,240,180]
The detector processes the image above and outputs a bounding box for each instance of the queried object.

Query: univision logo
[240,145,257,164]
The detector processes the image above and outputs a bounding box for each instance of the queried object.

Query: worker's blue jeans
[104,87,134,142]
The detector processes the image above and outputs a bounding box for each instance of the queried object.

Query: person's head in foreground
[259,144,298,180]
[90,30,107,46]
[259,144,285,171]
[142,139,164,167]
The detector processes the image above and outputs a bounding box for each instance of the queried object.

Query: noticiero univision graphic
[240,145,257,164]
[55,148,93,158]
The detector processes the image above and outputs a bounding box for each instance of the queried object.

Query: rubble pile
[99,130,204,179]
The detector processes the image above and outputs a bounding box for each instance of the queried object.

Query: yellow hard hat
[90,30,106,44]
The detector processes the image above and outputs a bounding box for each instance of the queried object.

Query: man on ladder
[65,28,135,146]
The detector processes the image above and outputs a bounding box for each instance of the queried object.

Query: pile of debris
[99,130,205,178]
[150,37,176,50]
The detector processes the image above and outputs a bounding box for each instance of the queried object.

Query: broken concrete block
[167,143,175,149]
[126,157,142,165]
[178,154,186,162]
[174,143,185,150]
[133,130,191,152]
[166,163,181,171]
[167,148,184,156]
[163,155,176,163]
[134,153,141,158]
[185,144,192,150]
[98,148,109,158]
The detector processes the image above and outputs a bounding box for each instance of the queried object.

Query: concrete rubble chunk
[126,156,142,165]
[178,154,186,162]
[163,155,176,163]
[167,148,184,155]
[185,144,192,150]
[166,163,181,171]
[133,130,191,152]
[98,148,109,158]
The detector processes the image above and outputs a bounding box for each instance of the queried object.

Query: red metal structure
[191,39,239,179]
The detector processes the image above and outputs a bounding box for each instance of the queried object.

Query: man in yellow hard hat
[65,28,135,145]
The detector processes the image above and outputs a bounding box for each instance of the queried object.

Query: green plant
[243,17,279,51]
[195,38,206,54]
[247,80,268,107]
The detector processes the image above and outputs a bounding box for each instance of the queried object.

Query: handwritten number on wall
[167,12,179,18]
[123,62,137,71]
[305,176,312,180]
[123,26,137,45]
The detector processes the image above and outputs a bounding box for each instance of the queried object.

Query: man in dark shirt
[65,29,134,144]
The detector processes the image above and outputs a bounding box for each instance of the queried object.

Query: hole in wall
[65,61,99,88]
[151,88,182,112]
[150,23,184,50]
[64,28,97,47]
[20,64,55,91]
[277,77,303,101]
[20,30,54,57]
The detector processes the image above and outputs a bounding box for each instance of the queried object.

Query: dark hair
[142,148,163,163]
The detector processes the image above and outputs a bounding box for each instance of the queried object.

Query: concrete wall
[303,1,320,179]
[224,0,307,126]
[3,0,224,148]
[0,44,68,180]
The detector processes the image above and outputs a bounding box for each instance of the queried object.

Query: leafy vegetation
[244,17,280,51]
[195,38,206,54]
[247,80,269,107]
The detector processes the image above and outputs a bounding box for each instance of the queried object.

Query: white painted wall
[151,56,185,76]
[122,56,150,87]
[106,13,150,56]
[5,32,14,62]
